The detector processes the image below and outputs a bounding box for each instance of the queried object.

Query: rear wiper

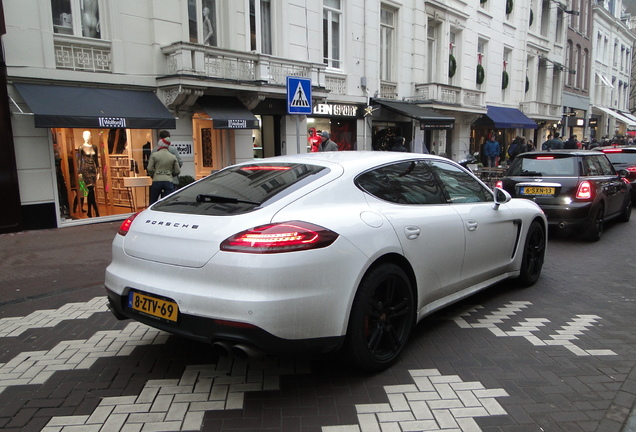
[196,194,260,205]
[520,171,543,176]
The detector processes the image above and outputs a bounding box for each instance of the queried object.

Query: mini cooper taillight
[576,180,593,200]
[220,221,339,254]
[118,212,141,236]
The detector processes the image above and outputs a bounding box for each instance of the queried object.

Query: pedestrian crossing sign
[286,76,312,115]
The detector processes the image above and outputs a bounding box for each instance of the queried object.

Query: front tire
[517,220,545,287]
[345,263,414,372]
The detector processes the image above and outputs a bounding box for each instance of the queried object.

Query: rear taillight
[495,180,503,189]
[220,221,339,254]
[576,181,593,200]
[118,212,141,236]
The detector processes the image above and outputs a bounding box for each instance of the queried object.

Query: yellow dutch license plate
[521,186,555,196]
[129,291,178,322]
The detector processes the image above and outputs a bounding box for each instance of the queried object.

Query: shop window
[249,0,272,54]
[53,128,155,222]
[189,0,217,46]
[51,0,102,38]
[323,0,342,69]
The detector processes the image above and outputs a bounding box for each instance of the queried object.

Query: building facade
[1,0,633,232]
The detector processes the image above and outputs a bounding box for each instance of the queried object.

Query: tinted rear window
[152,163,328,215]
[508,155,578,177]
[604,151,636,165]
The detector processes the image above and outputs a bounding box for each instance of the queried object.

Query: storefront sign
[227,119,248,128]
[313,104,358,117]
[99,117,127,128]
[420,122,451,130]
[172,142,193,156]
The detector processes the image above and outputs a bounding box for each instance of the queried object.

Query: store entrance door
[193,118,227,178]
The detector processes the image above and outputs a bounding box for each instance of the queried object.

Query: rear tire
[584,205,604,242]
[345,263,414,372]
[517,220,545,287]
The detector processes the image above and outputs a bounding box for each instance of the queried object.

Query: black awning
[198,96,259,129]
[375,100,455,129]
[474,105,537,129]
[14,83,175,129]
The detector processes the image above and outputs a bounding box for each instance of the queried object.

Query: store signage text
[99,117,127,128]
[228,119,248,128]
[313,104,358,117]
[173,142,193,156]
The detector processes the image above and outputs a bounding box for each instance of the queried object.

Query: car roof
[594,146,636,152]
[235,151,455,171]
[518,150,603,157]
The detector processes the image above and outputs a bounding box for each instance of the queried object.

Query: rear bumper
[106,288,344,355]
[535,201,594,229]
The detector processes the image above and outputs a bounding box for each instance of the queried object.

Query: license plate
[520,186,555,196]
[128,291,178,322]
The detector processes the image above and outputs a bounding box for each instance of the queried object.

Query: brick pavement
[0,219,635,431]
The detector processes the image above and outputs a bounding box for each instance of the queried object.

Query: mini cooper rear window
[152,163,328,215]
[508,155,578,177]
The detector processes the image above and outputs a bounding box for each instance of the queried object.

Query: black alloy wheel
[517,220,546,287]
[584,205,604,242]
[345,263,414,371]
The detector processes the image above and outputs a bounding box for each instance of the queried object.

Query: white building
[0,0,628,231]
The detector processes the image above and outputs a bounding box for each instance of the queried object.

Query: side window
[584,157,601,176]
[356,161,447,205]
[596,156,615,175]
[429,161,493,203]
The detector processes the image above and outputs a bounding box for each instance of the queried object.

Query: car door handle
[466,220,478,231]
[404,226,421,240]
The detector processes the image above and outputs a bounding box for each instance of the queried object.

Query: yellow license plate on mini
[129,291,178,322]
[521,186,555,196]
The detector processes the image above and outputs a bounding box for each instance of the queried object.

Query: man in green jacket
[148,138,181,204]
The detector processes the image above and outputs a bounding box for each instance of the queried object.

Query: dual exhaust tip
[211,340,265,360]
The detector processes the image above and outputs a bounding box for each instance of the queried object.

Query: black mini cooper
[497,150,632,241]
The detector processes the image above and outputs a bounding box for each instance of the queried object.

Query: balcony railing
[414,83,484,108]
[162,42,326,88]
[54,35,111,72]
[380,81,398,99]
[520,101,561,119]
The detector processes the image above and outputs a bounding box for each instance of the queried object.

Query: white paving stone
[445,301,617,356]
[322,369,508,432]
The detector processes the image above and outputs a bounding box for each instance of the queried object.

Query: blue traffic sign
[287,77,312,115]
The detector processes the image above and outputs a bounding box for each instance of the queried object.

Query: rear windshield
[604,151,636,166]
[508,155,578,177]
[152,163,328,215]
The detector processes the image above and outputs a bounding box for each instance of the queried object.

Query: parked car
[496,150,631,241]
[597,146,636,198]
[106,152,547,371]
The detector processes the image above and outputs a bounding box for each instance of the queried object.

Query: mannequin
[78,130,100,218]
[81,0,100,38]
[203,7,213,45]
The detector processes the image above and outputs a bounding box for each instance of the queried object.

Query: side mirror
[493,187,512,210]
[618,168,629,178]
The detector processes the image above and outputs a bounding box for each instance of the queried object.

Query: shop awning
[198,96,259,129]
[477,105,538,129]
[375,100,454,129]
[14,83,175,129]
[594,105,636,127]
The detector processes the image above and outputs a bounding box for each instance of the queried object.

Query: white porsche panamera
[106,151,547,371]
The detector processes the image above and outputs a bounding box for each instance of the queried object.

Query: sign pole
[296,116,300,153]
